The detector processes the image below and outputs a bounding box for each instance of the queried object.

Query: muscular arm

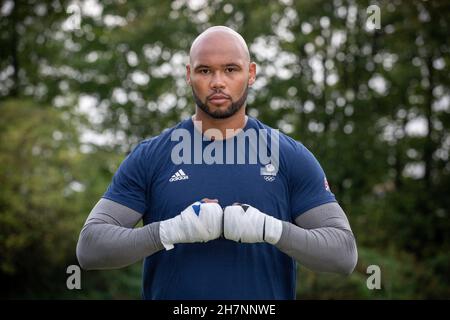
[275,202,358,275]
[76,198,164,270]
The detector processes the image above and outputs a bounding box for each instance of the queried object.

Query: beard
[192,85,249,119]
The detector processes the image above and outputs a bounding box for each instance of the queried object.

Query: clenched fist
[223,204,282,244]
[159,199,223,250]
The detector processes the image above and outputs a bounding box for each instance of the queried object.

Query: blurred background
[0,0,449,299]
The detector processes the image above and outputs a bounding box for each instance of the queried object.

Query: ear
[248,62,256,86]
[186,64,191,85]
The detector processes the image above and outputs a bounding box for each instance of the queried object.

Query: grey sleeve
[76,198,164,270]
[275,202,358,275]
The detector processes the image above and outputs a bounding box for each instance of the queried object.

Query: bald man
[76,26,358,300]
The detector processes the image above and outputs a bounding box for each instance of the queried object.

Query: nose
[210,71,225,90]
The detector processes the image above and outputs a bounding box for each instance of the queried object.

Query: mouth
[208,94,231,105]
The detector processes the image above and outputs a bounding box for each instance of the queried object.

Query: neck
[193,106,247,140]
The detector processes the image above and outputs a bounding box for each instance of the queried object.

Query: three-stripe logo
[169,169,189,182]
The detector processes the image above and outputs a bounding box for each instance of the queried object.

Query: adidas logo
[169,169,189,182]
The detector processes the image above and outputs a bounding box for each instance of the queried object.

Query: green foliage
[297,246,448,299]
[0,99,125,298]
[0,99,80,295]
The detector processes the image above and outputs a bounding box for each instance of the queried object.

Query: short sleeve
[102,142,149,214]
[288,142,336,220]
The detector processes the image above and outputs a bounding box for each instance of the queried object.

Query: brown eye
[225,67,236,73]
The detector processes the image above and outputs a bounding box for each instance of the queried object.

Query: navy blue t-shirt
[103,116,336,300]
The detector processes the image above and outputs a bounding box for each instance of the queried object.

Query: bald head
[189,26,250,65]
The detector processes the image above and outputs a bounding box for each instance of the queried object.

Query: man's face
[187,33,256,119]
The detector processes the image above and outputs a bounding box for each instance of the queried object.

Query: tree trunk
[11,0,19,97]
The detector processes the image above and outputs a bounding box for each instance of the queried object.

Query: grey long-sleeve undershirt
[275,202,357,275]
[76,199,357,274]
[76,199,164,269]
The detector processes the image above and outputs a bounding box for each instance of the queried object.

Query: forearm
[76,221,164,270]
[275,203,358,275]
[76,198,164,270]
[275,222,357,274]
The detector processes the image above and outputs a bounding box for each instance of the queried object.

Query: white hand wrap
[223,204,282,244]
[159,201,223,250]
